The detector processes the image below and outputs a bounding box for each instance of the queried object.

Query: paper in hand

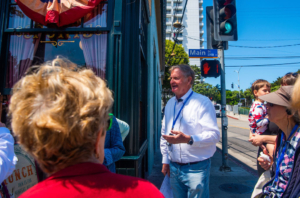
[160,175,173,198]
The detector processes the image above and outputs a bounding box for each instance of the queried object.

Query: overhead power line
[226,62,300,67]
[189,62,300,68]
[230,43,300,48]
[182,35,300,48]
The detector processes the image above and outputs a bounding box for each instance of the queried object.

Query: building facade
[0,0,165,179]
[165,0,204,66]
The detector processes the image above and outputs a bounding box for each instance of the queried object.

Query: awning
[15,0,104,27]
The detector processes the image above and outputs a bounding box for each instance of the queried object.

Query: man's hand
[249,134,264,146]
[257,145,273,170]
[162,164,170,177]
[0,122,5,128]
[162,130,190,144]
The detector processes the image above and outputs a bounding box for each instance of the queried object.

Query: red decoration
[15,0,104,27]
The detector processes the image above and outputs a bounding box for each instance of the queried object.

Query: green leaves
[163,40,190,89]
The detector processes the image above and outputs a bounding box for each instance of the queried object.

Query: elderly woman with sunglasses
[257,86,300,198]
[9,63,163,198]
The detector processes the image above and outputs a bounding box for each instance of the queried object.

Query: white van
[214,104,221,117]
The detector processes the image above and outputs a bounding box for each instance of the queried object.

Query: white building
[166,0,204,67]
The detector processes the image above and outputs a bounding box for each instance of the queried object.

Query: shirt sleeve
[160,115,169,164]
[252,105,269,128]
[0,127,17,183]
[103,117,126,166]
[191,100,220,147]
[116,118,130,141]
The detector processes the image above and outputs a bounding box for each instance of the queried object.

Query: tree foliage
[163,40,189,89]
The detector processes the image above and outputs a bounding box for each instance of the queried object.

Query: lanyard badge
[274,124,299,182]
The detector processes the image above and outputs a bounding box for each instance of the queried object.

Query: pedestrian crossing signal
[201,59,221,78]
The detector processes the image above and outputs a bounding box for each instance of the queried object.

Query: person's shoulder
[19,173,164,198]
[165,96,176,107]
[102,173,164,197]
[191,92,212,105]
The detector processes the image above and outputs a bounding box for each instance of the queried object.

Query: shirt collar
[177,88,192,103]
[47,162,110,180]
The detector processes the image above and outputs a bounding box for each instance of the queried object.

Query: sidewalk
[227,111,249,122]
[147,149,258,198]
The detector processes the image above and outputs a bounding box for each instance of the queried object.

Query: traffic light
[231,83,234,88]
[201,59,221,78]
[206,6,218,49]
[213,0,238,41]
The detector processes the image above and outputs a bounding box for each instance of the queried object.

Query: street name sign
[189,49,218,58]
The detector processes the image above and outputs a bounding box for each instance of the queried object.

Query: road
[216,117,259,175]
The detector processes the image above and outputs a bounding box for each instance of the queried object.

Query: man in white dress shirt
[160,65,220,198]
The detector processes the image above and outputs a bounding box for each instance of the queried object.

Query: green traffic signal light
[224,22,232,34]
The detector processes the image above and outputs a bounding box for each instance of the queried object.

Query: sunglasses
[107,113,114,131]
[285,72,298,77]
[266,102,274,107]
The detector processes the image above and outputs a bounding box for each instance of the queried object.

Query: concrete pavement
[147,148,258,197]
[227,111,249,122]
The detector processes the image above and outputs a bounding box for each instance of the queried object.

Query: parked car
[214,104,221,117]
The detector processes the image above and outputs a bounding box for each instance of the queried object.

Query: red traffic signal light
[201,59,221,78]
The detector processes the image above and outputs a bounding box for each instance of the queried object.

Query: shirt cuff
[191,135,201,146]
[162,155,170,164]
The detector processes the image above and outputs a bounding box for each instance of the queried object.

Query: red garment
[19,162,164,198]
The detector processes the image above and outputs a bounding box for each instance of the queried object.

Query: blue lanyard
[172,91,193,130]
[274,124,299,182]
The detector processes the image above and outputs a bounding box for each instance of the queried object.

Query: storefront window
[8,5,31,29]
[84,3,108,28]
[6,32,107,88]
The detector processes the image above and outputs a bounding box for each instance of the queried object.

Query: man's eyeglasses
[107,113,113,131]
[266,102,274,107]
[285,72,298,77]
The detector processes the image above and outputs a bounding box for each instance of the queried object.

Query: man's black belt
[174,161,200,166]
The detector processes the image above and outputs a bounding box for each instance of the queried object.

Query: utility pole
[219,42,231,172]
[234,66,242,102]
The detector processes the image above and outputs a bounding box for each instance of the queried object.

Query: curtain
[84,3,107,28]
[80,33,107,79]
[80,4,108,79]
[8,5,31,29]
[6,34,41,88]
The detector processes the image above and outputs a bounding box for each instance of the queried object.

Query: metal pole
[238,71,240,100]
[219,42,231,172]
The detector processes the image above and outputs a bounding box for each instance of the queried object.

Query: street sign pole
[219,42,231,172]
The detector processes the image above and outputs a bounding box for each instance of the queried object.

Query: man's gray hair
[169,65,195,85]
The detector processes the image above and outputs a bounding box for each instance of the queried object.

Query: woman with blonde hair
[9,61,163,198]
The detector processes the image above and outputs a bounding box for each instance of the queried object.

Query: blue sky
[196,0,300,91]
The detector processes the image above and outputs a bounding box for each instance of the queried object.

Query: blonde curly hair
[9,63,113,174]
[292,78,300,110]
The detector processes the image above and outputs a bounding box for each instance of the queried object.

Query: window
[167,2,171,6]
[166,25,171,30]
[166,17,171,22]
[166,10,172,14]
[166,33,171,37]
[177,41,182,44]
[5,1,109,89]
[174,3,182,6]
[174,10,182,14]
